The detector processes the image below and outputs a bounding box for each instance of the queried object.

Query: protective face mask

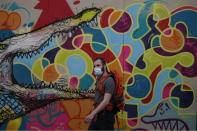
[94,67,103,76]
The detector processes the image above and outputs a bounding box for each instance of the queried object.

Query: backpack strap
[96,73,113,95]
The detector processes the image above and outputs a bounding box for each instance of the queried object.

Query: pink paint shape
[119,45,133,72]
[162,83,175,99]
[164,29,171,35]
[127,119,137,127]
[25,102,70,130]
[70,76,79,89]
[171,6,197,15]
[26,113,69,130]
[74,36,83,48]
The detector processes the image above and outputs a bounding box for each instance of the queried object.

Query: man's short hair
[93,57,106,66]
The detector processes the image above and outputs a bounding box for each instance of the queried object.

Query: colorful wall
[0,0,197,130]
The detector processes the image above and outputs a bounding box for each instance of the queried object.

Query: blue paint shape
[124,104,138,118]
[66,55,86,77]
[78,73,94,90]
[28,22,34,27]
[82,26,107,47]
[127,74,150,98]
[171,85,194,108]
[171,10,197,37]
[171,99,178,107]
[8,2,19,11]
[136,54,146,69]
[126,4,142,30]
[42,59,49,68]
[13,64,33,86]
[132,2,153,39]
[23,24,27,27]
[141,14,160,50]
[152,37,160,47]
[103,28,122,56]
[92,42,106,52]
[19,117,27,130]
[169,69,178,79]
[0,121,8,130]
[0,30,15,41]
[43,47,60,63]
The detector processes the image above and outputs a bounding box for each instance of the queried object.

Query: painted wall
[0,0,196,130]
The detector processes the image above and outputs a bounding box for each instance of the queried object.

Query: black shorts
[88,110,115,130]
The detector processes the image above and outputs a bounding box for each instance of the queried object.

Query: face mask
[94,67,103,76]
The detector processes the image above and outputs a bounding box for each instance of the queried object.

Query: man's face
[94,59,103,69]
[93,59,105,76]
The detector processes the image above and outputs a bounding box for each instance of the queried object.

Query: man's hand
[84,113,95,123]
[80,91,95,98]
[80,91,90,97]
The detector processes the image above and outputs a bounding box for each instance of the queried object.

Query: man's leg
[97,111,115,130]
[88,117,99,130]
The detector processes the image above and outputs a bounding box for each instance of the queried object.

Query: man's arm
[80,91,95,99]
[84,93,112,123]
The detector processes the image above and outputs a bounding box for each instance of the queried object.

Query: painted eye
[0,44,8,50]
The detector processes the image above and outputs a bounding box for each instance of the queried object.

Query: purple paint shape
[112,12,132,33]
[119,45,133,72]
[74,36,83,48]
[61,29,82,50]
[70,76,78,88]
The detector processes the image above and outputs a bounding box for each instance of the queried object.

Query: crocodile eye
[0,44,8,50]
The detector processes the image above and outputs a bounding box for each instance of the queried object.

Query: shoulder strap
[98,73,112,94]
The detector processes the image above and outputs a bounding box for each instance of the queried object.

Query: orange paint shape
[60,99,94,119]
[125,93,131,100]
[79,99,94,118]
[108,59,130,85]
[109,10,122,26]
[68,119,89,130]
[60,99,94,130]
[43,64,59,82]
[6,12,21,30]
[0,10,8,30]
[0,10,21,30]
[61,100,80,119]
[160,29,184,52]
[183,85,191,90]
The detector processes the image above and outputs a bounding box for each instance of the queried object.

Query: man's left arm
[84,93,112,123]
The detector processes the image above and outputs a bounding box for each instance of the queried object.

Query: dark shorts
[88,111,115,130]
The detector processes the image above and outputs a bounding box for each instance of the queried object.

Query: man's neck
[97,72,108,80]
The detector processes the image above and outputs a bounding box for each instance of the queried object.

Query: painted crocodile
[0,7,100,124]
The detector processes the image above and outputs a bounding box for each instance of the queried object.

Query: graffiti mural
[0,0,196,130]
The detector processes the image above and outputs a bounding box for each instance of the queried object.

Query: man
[81,57,116,130]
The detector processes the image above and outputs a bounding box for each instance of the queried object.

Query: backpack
[95,70,125,114]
